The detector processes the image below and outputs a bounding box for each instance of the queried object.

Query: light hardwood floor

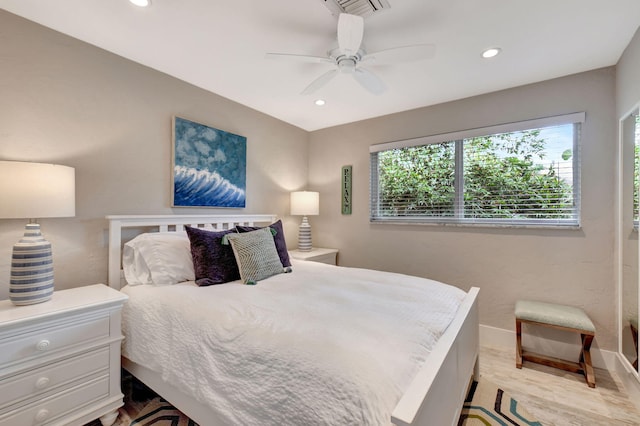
[480,345,640,425]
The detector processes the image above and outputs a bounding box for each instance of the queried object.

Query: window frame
[369,112,584,228]
[633,113,640,229]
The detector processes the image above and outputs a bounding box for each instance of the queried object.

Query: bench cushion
[515,300,595,333]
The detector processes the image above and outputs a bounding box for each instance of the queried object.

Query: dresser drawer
[309,252,337,265]
[0,375,109,426]
[0,315,109,366]
[0,347,109,409]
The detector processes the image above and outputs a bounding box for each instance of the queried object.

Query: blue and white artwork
[172,117,246,208]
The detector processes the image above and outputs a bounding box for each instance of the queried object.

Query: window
[370,113,583,227]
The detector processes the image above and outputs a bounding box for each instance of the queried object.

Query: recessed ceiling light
[315,99,326,106]
[482,48,501,59]
[129,0,150,7]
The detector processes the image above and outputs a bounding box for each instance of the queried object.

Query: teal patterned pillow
[224,228,284,284]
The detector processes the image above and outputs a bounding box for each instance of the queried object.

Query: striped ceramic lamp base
[297,216,313,252]
[10,223,54,306]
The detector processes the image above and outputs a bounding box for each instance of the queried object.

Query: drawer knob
[35,408,49,422]
[35,377,50,390]
[35,340,50,351]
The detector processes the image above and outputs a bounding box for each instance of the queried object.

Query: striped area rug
[458,379,542,426]
[129,398,198,426]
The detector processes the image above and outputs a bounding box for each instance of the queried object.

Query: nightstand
[289,247,339,265]
[0,284,128,426]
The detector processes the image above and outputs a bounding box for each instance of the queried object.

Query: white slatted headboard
[106,214,278,290]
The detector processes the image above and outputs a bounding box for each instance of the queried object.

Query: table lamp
[290,191,319,252]
[0,161,76,305]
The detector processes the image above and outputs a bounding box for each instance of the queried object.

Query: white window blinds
[370,113,584,227]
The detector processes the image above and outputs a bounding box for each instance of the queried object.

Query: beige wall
[0,11,308,300]
[309,68,618,350]
[617,26,640,118]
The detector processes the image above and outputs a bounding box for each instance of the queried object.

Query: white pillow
[123,232,195,285]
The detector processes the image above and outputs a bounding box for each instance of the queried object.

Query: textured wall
[0,11,308,299]
[617,26,640,118]
[309,68,618,350]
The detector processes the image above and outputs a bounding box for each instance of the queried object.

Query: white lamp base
[10,223,54,306]
[297,216,312,252]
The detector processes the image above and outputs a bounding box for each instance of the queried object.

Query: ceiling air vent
[320,0,391,17]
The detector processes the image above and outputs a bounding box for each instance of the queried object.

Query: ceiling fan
[266,13,435,95]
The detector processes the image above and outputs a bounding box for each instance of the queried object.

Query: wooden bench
[515,300,596,388]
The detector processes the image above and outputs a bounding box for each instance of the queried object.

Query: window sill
[370,218,581,230]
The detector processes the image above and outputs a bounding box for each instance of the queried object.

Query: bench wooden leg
[516,319,523,369]
[515,318,596,388]
[580,333,596,388]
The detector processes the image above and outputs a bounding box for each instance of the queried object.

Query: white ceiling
[1,0,639,131]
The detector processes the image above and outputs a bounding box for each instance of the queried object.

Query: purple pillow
[235,220,291,267]
[185,226,240,286]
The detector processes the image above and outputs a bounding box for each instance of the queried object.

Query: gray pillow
[235,220,291,267]
[224,228,284,284]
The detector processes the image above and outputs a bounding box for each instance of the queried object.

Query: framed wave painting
[172,116,246,208]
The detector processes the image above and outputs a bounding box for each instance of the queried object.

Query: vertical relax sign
[342,165,352,215]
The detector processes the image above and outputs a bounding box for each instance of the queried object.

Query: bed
[106,214,479,426]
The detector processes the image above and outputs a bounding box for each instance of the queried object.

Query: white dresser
[0,284,128,426]
[289,247,339,265]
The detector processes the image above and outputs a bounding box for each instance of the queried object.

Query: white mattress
[121,259,466,425]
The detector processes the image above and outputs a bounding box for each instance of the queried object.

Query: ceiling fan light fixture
[338,57,357,73]
[129,0,151,7]
[482,47,501,58]
[314,99,326,106]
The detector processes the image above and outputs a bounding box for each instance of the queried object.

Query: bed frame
[107,214,479,426]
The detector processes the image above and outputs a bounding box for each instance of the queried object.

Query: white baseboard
[614,352,640,411]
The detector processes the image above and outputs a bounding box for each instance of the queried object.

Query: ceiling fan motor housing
[320,0,391,17]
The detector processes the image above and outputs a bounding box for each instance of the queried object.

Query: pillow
[185,226,240,286]
[235,220,291,267]
[123,232,195,286]
[224,227,284,284]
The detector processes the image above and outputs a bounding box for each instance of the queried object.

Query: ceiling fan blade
[361,44,436,65]
[353,67,386,95]
[265,53,334,64]
[337,13,364,56]
[301,69,339,95]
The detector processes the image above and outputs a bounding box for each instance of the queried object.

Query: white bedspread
[121,260,466,425]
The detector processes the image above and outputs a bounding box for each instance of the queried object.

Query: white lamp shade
[290,191,319,216]
[0,161,75,219]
